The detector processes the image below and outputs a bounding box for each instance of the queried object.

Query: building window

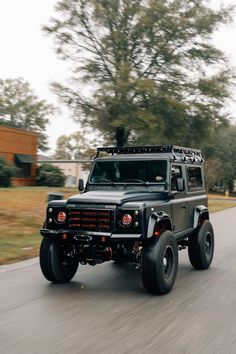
[14,154,35,178]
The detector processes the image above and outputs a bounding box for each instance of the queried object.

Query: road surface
[1,208,236,354]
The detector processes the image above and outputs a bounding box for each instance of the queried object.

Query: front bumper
[40,228,143,242]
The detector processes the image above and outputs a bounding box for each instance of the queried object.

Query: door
[170,164,188,233]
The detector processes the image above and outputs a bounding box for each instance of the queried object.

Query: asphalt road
[1,208,236,354]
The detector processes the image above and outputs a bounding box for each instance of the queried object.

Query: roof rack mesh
[95,145,203,162]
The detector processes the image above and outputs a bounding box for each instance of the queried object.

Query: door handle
[182,204,188,209]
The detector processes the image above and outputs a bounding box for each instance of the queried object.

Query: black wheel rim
[163,246,174,279]
[205,231,212,255]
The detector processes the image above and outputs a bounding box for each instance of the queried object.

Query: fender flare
[193,205,209,229]
[147,212,172,238]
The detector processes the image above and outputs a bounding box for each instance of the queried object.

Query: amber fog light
[121,214,133,226]
[57,211,66,223]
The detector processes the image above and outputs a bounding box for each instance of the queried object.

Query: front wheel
[40,238,79,283]
[141,230,178,295]
[188,220,214,270]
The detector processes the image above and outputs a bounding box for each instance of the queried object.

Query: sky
[0,0,236,154]
[0,0,78,153]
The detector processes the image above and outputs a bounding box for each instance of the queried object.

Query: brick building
[0,125,38,186]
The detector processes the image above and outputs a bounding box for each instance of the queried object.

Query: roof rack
[95,145,204,163]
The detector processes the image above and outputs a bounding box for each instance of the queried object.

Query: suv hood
[67,190,166,205]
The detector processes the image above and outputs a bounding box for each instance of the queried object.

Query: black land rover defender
[40,145,214,294]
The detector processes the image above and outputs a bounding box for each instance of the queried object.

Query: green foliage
[0,157,17,187]
[53,135,75,160]
[214,125,236,191]
[53,131,96,160]
[0,78,54,151]
[45,0,234,146]
[202,123,236,192]
[36,164,66,187]
[204,158,224,192]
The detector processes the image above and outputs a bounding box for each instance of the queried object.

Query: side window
[187,166,203,189]
[171,165,182,191]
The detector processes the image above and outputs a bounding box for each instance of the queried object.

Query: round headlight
[57,211,66,223]
[121,214,133,226]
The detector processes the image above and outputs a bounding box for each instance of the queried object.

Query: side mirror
[176,178,185,192]
[78,178,84,192]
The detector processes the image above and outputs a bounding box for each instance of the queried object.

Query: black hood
[67,190,166,205]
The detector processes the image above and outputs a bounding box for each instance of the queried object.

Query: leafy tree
[0,157,17,187]
[201,123,236,192]
[204,158,223,192]
[0,78,54,151]
[53,135,75,160]
[36,164,66,187]
[53,131,96,160]
[214,124,236,191]
[45,0,234,146]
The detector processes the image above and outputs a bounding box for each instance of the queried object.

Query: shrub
[0,157,17,187]
[36,164,66,187]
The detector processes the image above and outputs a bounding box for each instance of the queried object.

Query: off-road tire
[188,220,214,270]
[40,238,79,283]
[141,230,178,295]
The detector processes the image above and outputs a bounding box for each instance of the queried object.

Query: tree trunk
[115,127,130,147]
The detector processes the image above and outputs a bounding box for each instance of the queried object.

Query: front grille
[68,208,114,232]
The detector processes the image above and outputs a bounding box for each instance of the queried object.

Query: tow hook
[178,245,186,250]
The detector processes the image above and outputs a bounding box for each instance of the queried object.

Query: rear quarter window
[187,166,203,189]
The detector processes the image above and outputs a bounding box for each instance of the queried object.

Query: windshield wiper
[121,179,149,184]
[90,179,117,186]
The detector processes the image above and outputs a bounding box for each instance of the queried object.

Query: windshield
[89,159,167,184]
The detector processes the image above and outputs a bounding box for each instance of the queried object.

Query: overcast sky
[0,0,235,153]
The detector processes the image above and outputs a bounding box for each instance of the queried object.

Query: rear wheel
[188,220,214,269]
[40,238,79,283]
[141,230,178,295]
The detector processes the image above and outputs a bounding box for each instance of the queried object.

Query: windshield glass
[90,159,167,184]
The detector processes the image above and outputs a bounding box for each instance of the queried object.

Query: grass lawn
[0,187,235,265]
[0,187,75,265]
[208,194,236,212]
